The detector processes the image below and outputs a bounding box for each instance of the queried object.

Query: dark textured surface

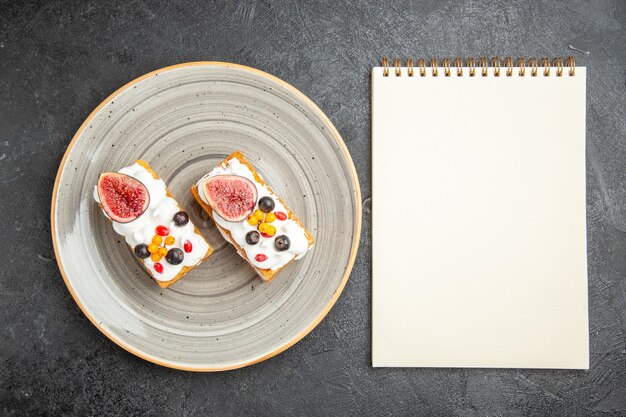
[1,0,625,415]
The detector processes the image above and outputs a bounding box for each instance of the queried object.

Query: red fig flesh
[97,172,150,223]
[203,175,257,222]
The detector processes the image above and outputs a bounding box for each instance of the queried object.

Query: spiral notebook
[372,57,588,369]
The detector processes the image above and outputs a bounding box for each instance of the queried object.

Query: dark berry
[246,230,260,245]
[258,196,275,213]
[173,211,189,226]
[134,244,150,259]
[274,235,291,251]
[165,248,184,265]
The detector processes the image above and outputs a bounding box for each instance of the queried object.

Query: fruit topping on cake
[155,225,170,236]
[246,230,260,245]
[203,175,257,222]
[274,235,291,251]
[258,222,276,238]
[132,212,197,271]
[258,196,275,213]
[134,244,150,259]
[166,248,184,265]
[247,197,283,238]
[173,211,189,226]
[97,172,149,223]
[135,221,193,273]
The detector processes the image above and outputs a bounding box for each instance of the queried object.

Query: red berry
[153,262,163,273]
[184,239,193,253]
[156,225,169,236]
[261,232,272,238]
[255,253,267,262]
[275,211,287,221]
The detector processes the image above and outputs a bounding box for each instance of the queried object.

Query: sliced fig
[203,175,257,222]
[97,172,150,223]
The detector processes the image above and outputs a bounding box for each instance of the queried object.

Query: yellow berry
[152,235,162,245]
[158,247,168,256]
[165,236,175,246]
[247,216,259,226]
[258,223,269,233]
[147,243,158,254]
[151,252,162,262]
[253,210,265,221]
[265,224,277,236]
[265,212,276,223]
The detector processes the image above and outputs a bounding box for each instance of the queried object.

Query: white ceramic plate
[52,62,361,371]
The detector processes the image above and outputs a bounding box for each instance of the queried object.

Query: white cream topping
[94,163,210,282]
[197,158,310,271]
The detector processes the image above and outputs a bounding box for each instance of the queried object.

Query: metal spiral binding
[381,56,576,77]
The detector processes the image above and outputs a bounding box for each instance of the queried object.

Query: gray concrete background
[1,1,625,415]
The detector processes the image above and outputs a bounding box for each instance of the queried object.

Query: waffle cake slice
[191,151,314,282]
[95,160,213,288]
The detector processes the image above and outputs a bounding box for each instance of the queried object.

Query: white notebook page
[371,66,588,368]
